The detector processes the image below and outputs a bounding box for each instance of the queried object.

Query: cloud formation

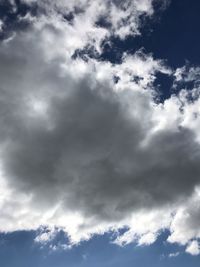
[0,0,200,256]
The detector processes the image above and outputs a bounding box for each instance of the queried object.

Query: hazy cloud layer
[0,0,200,255]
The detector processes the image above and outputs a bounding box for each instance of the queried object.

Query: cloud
[168,252,180,258]
[186,240,200,256]
[4,0,167,48]
[0,20,3,32]
[168,189,200,246]
[0,0,200,255]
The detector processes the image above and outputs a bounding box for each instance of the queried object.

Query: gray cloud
[0,27,200,225]
[0,0,200,254]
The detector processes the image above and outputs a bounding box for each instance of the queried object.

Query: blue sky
[1,231,200,267]
[0,0,200,266]
[99,0,200,67]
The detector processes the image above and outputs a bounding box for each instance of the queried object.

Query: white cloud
[174,65,200,85]
[168,252,180,258]
[0,20,3,32]
[168,189,200,246]
[35,228,57,244]
[186,240,200,256]
[7,0,161,49]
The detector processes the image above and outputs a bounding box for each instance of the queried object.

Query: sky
[0,0,200,266]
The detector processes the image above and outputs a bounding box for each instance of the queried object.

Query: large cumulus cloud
[0,0,200,255]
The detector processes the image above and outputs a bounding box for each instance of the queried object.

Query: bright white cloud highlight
[186,241,200,256]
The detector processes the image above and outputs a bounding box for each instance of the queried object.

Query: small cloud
[186,240,200,256]
[82,253,89,260]
[0,20,3,32]
[35,228,57,244]
[49,243,71,252]
[168,252,180,258]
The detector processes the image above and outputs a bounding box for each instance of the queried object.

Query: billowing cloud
[0,0,200,256]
